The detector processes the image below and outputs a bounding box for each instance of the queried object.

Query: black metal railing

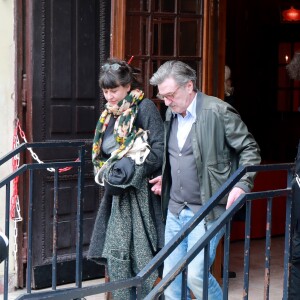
[1,152,294,299]
[143,164,294,300]
[0,142,85,300]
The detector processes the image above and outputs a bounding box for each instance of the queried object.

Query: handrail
[138,163,293,282]
[0,141,85,300]
[0,161,81,189]
[145,188,292,299]
[0,141,84,166]
[9,162,294,300]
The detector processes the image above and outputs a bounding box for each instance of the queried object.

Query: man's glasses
[157,86,181,101]
[102,63,121,71]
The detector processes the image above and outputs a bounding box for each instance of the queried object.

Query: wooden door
[20,0,111,288]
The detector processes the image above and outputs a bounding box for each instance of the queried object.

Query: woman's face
[102,84,131,106]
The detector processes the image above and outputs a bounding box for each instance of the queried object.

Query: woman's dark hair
[99,58,142,90]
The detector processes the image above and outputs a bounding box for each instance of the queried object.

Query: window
[125,0,204,111]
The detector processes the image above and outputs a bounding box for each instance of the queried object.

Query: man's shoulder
[199,92,227,107]
[197,92,225,114]
[198,92,237,115]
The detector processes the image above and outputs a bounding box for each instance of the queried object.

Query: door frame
[202,0,226,98]
[15,0,35,287]
[110,0,126,59]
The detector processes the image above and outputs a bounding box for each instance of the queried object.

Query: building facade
[1,0,300,292]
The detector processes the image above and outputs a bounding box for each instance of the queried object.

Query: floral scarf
[92,89,144,175]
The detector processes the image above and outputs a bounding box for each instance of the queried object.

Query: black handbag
[104,157,135,195]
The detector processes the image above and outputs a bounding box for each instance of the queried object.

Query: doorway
[226,0,300,163]
[226,0,300,239]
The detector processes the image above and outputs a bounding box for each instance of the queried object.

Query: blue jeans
[163,208,225,300]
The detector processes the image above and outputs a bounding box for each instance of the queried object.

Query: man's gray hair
[150,60,197,90]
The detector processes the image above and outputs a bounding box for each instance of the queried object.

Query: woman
[88,58,164,299]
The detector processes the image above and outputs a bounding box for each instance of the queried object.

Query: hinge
[22,74,27,107]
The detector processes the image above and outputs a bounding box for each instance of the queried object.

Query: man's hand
[149,175,162,196]
[226,187,245,209]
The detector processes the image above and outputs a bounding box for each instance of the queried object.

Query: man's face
[157,77,194,115]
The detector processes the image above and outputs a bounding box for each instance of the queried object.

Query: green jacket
[161,92,261,221]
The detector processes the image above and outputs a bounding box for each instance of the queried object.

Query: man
[149,61,261,299]
[0,229,8,263]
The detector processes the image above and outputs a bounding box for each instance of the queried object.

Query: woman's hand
[149,175,162,196]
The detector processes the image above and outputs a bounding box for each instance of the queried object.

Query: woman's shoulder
[136,98,163,126]
[139,98,157,110]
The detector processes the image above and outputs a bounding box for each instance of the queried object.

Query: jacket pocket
[207,161,231,203]
[107,249,131,280]
[107,249,133,299]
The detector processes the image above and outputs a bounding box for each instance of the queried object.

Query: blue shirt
[175,94,197,150]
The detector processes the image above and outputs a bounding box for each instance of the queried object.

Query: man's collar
[172,93,197,119]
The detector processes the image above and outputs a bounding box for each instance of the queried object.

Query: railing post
[52,169,59,290]
[264,197,273,299]
[75,145,85,288]
[203,243,210,300]
[4,182,11,300]
[222,221,231,300]
[181,267,188,300]
[282,168,293,299]
[243,200,252,300]
[135,284,142,300]
[26,169,34,294]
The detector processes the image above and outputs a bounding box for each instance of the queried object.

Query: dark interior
[226,0,300,163]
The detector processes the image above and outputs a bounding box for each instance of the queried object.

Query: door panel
[25,0,111,288]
